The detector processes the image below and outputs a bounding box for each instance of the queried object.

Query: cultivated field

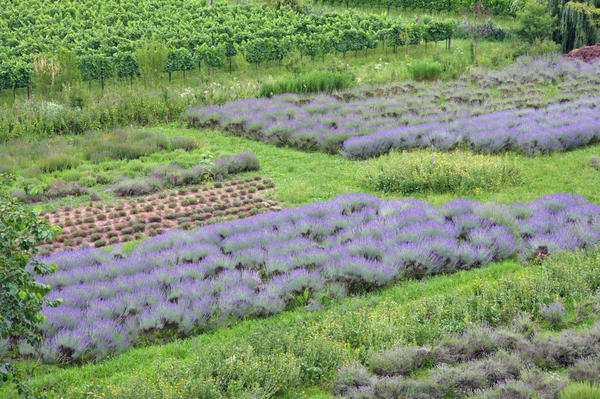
[1,0,600,398]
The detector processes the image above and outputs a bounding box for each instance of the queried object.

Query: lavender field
[184,57,600,158]
[29,192,600,363]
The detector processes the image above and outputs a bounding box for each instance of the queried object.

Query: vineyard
[0,0,455,91]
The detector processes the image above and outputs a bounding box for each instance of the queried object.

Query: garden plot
[39,177,277,254]
[335,319,600,398]
[29,192,600,364]
[184,57,600,157]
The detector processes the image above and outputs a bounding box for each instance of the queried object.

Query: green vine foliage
[0,174,59,395]
[0,1,458,88]
[316,0,513,15]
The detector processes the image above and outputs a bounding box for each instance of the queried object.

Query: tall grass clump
[408,59,444,81]
[82,129,197,162]
[362,151,522,194]
[37,153,80,173]
[259,71,355,97]
[561,382,600,399]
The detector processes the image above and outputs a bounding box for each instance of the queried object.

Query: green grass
[561,383,600,399]
[6,126,600,211]
[1,127,599,398]
[162,127,600,206]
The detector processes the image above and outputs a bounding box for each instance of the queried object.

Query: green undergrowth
[3,247,600,398]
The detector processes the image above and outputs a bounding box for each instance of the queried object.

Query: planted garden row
[112,151,260,197]
[184,57,600,157]
[27,193,600,364]
[335,319,600,398]
[39,177,277,254]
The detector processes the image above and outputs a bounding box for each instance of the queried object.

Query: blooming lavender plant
[184,57,600,160]
[32,193,600,363]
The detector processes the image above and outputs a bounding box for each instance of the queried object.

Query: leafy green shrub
[362,151,522,194]
[94,239,106,247]
[515,0,556,43]
[0,174,59,392]
[37,154,80,173]
[561,382,600,399]
[408,59,444,81]
[259,71,355,97]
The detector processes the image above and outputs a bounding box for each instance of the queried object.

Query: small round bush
[96,214,107,221]
[132,223,146,233]
[121,227,134,235]
[94,239,106,247]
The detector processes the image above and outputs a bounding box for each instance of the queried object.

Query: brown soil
[566,43,600,62]
[39,177,280,254]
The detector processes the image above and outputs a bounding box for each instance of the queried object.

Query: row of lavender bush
[341,97,600,159]
[183,57,600,158]
[335,319,600,398]
[112,151,260,197]
[25,193,600,363]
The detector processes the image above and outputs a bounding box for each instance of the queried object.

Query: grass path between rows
[156,127,600,206]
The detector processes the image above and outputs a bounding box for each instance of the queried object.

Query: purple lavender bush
[184,57,600,159]
[31,193,600,363]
